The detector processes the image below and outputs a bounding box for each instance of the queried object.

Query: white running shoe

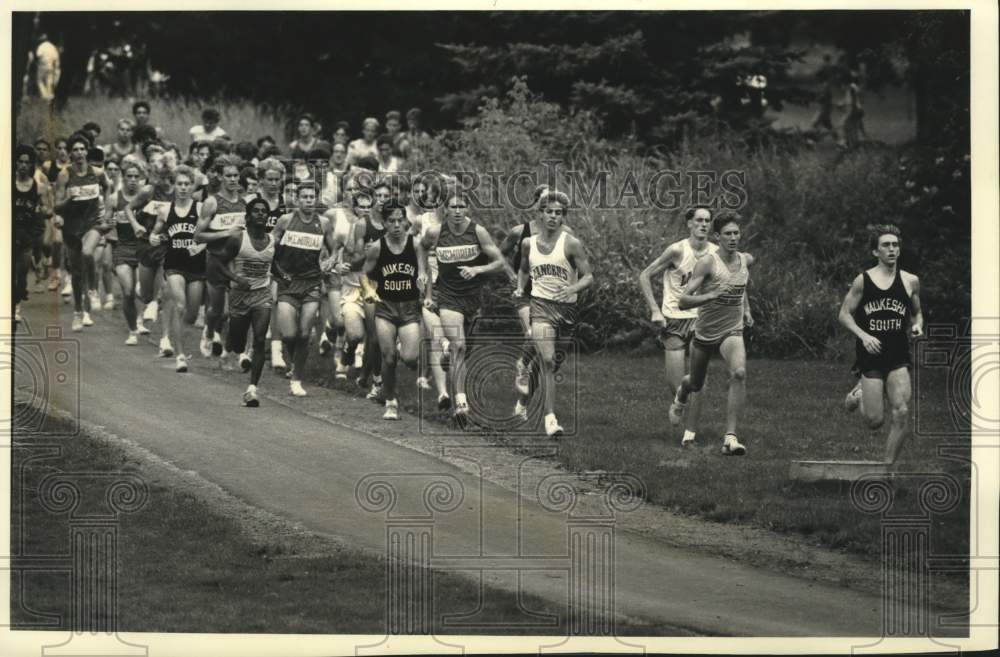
[239,352,252,372]
[136,319,150,335]
[354,342,364,369]
[668,390,687,427]
[545,414,564,438]
[88,290,102,311]
[844,380,863,413]
[514,358,531,396]
[159,336,174,358]
[72,312,83,332]
[104,294,115,310]
[454,400,470,428]
[175,354,188,373]
[383,399,399,420]
[143,300,158,322]
[243,385,260,407]
[722,433,747,456]
[513,400,528,423]
[319,334,332,356]
[416,376,432,391]
[271,342,286,371]
[194,306,206,329]
[125,331,139,346]
[367,381,384,403]
[199,331,213,358]
[61,279,73,297]
[681,432,696,447]
[81,312,94,327]
[290,380,307,397]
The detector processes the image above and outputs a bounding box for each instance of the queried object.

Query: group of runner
[12,101,924,458]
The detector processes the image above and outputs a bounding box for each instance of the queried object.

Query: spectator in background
[257,135,277,155]
[348,117,379,165]
[240,166,259,198]
[384,111,403,139]
[31,33,61,104]
[290,113,328,160]
[103,119,138,160]
[189,108,226,143]
[81,122,102,147]
[332,121,350,146]
[397,107,430,158]
[839,70,866,149]
[189,140,213,171]
[235,141,258,166]
[258,144,282,161]
[132,101,163,139]
[320,142,351,209]
[376,135,402,173]
[309,146,332,202]
[132,124,158,157]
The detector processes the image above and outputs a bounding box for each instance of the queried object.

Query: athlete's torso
[663,239,718,319]
[374,235,419,302]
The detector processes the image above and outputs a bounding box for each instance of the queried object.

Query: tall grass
[16,86,969,359]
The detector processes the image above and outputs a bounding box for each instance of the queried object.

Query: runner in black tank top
[838,224,924,464]
[14,147,45,310]
[364,202,426,419]
[150,165,207,373]
[270,181,339,397]
[110,159,147,343]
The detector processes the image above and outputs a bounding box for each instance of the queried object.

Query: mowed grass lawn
[299,332,970,564]
[11,407,688,635]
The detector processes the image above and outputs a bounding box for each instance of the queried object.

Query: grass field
[10,405,689,635]
[296,326,970,566]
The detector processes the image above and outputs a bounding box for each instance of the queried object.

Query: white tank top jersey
[529,231,578,303]
[232,232,275,290]
[661,238,718,319]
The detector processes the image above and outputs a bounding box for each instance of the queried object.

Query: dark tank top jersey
[275,210,324,279]
[207,194,247,256]
[853,269,912,370]
[63,164,102,234]
[436,220,489,296]
[13,179,42,242]
[374,235,419,302]
[162,202,206,274]
[112,190,138,245]
[364,214,385,245]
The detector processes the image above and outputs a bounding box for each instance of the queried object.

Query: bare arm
[459,224,505,279]
[906,273,924,338]
[515,240,531,297]
[638,242,680,325]
[415,239,428,292]
[53,168,70,214]
[678,257,722,311]
[838,274,882,354]
[361,240,380,277]
[193,195,238,244]
[553,235,594,303]
[213,234,251,289]
[269,214,293,282]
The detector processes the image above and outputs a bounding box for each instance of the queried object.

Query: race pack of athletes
[13,102,923,457]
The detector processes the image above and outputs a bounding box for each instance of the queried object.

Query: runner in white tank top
[639,206,718,446]
[318,202,356,369]
[671,212,755,456]
[514,190,593,438]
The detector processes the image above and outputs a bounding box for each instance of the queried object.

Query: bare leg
[884,367,912,464]
[718,336,747,437]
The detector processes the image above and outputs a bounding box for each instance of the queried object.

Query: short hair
[235,141,258,161]
[539,189,570,209]
[15,144,37,166]
[141,140,165,160]
[297,113,315,126]
[869,223,902,251]
[685,206,712,221]
[213,154,242,174]
[406,107,422,121]
[355,155,379,172]
[201,108,221,123]
[82,121,102,134]
[212,137,232,154]
[68,134,91,151]
[362,117,380,130]
[259,144,282,159]
[376,134,395,149]
[334,121,350,133]
[308,146,332,161]
[191,139,213,155]
[257,157,285,178]
[120,157,147,178]
[256,135,276,148]
[246,196,270,216]
[712,211,741,234]
[117,118,135,131]
[174,164,197,184]
[385,110,402,123]
[532,184,550,205]
[239,166,258,187]
[381,200,407,221]
[33,138,50,149]
[132,124,157,145]
[296,180,319,196]
[54,137,69,148]
[132,100,151,114]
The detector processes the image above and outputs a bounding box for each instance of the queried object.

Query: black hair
[376,134,395,149]
[235,141,258,161]
[15,144,37,167]
[868,223,902,251]
[685,205,712,221]
[256,135,276,148]
[355,155,379,172]
[82,121,102,134]
[132,100,151,114]
[201,108,221,122]
[711,211,741,234]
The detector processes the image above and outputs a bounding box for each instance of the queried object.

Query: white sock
[682,430,696,442]
[247,384,256,393]
[545,412,557,423]
[455,393,467,406]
